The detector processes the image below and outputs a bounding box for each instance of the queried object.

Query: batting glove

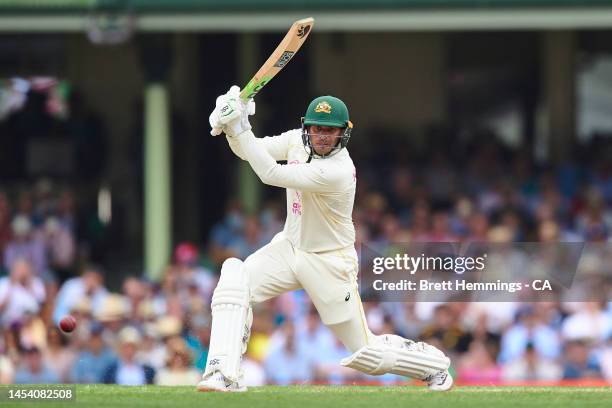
[209,85,255,137]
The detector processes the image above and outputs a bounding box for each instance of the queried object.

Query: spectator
[95,294,130,350]
[102,326,155,385]
[14,347,60,384]
[419,304,471,353]
[71,323,117,383]
[312,337,361,384]
[154,337,200,386]
[0,258,45,329]
[3,216,47,278]
[562,340,602,379]
[40,216,75,280]
[499,307,561,363]
[42,327,76,383]
[184,314,210,372]
[264,322,313,385]
[561,302,612,342]
[457,340,502,383]
[174,242,215,305]
[53,265,108,325]
[502,343,562,381]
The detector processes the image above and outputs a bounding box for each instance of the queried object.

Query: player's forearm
[236,130,279,185]
[226,135,247,160]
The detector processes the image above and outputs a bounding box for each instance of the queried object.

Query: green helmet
[301,95,353,158]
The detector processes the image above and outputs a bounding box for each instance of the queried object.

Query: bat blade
[239,17,314,102]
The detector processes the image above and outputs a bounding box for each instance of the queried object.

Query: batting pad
[204,258,251,383]
[340,336,450,379]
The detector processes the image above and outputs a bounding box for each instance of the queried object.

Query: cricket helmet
[301,95,353,159]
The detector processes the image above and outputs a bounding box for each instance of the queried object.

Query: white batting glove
[209,85,255,137]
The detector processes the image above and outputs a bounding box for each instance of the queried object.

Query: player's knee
[212,257,250,308]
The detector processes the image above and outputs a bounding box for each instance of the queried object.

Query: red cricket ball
[59,315,77,333]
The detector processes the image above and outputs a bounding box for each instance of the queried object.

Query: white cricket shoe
[197,371,247,392]
[425,370,453,391]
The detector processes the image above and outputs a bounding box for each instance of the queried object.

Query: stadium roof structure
[2,0,612,31]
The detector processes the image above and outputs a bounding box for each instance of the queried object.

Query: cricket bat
[239,17,315,101]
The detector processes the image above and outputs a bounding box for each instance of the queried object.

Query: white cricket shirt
[228,129,356,253]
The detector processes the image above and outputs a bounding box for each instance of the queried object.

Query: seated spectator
[14,347,60,384]
[18,309,47,351]
[154,337,200,386]
[3,215,47,278]
[226,216,268,260]
[39,216,75,281]
[419,304,471,353]
[502,343,562,381]
[96,294,130,349]
[499,306,561,363]
[53,264,108,325]
[122,276,148,321]
[264,322,313,385]
[561,302,612,342]
[296,307,337,364]
[174,242,215,301]
[0,258,45,329]
[43,327,76,383]
[102,326,155,385]
[312,337,363,384]
[71,323,117,383]
[562,340,602,379]
[184,314,210,372]
[457,340,502,383]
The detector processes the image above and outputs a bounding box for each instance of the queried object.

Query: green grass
[1,385,611,408]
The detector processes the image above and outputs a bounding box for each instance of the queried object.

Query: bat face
[239,17,314,102]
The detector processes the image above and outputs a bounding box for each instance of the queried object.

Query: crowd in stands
[0,134,610,386]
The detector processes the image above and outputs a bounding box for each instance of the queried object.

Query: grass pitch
[1,385,611,408]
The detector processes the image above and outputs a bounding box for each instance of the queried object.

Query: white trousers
[245,233,374,352]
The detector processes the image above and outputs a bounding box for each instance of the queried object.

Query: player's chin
[314,146,333,156]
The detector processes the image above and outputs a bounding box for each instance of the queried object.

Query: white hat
[118,326,142,345]
[95,295,128,322]
[12,215,31,236]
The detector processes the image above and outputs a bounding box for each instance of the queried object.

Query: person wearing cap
[199,88,452,392]
[102,326,155,385]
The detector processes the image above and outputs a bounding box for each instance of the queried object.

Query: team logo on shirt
[314,101,332,114]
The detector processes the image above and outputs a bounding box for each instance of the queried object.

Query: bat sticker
[274,51,296,68]
[297,25,311,39]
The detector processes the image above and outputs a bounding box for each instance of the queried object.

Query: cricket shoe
[425,370,453,391]
[197,371,247,392]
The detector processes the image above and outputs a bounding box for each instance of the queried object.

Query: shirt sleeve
[237,130,348,192]
[226,129,293,162]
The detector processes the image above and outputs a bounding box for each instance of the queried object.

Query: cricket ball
[59,315,77,333]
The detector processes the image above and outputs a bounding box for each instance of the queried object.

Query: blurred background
[0,0,611,387]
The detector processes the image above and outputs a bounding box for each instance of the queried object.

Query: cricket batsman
[199,86,452,392]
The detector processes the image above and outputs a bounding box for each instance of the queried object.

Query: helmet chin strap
[306,149,313,163]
